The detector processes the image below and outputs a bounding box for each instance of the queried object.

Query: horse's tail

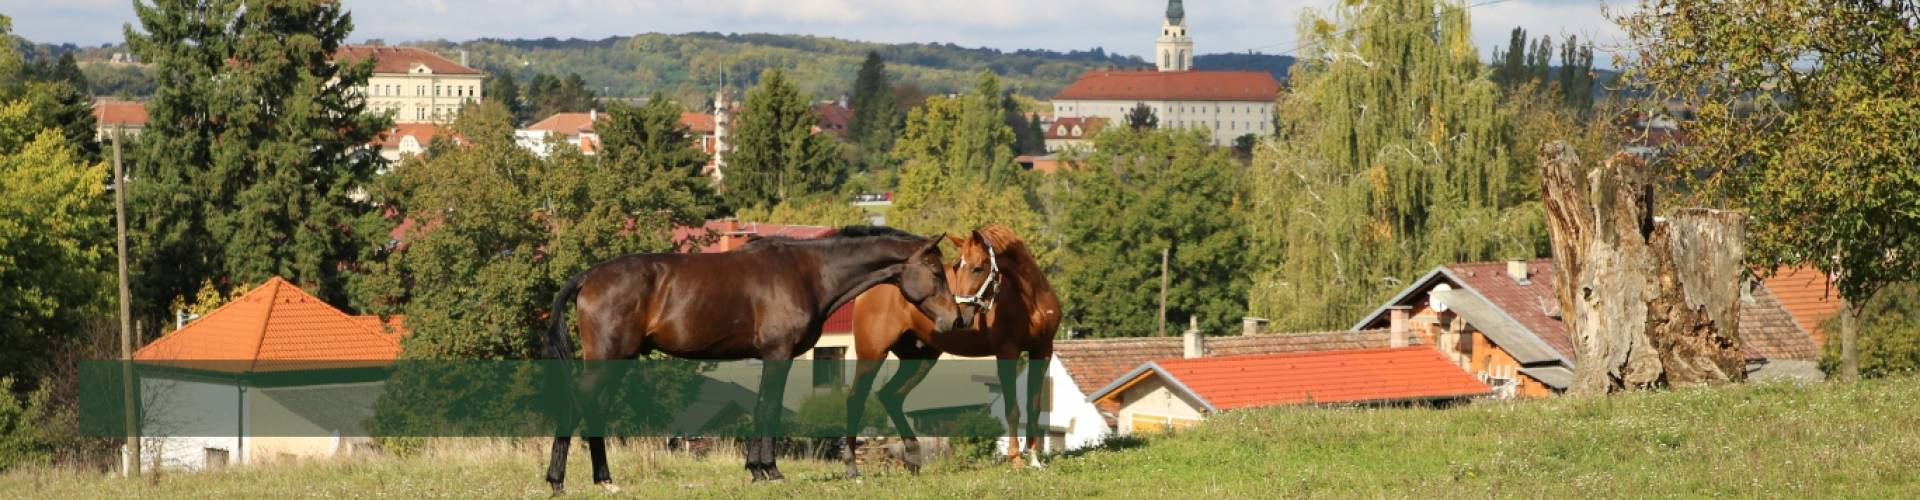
[545,271,589,361]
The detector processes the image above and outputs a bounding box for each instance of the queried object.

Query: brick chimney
[1388,305,1412,348]
[1241,317,1269,336]
[1182,317,1203,359]
[1507,260,1531,285]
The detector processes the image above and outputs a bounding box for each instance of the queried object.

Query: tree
[1246,0,1542,331]
[521,72,597,122]
[354,102,713,358]
[848,51,899,152]
[1231,133,1257,160]
[735,193,871,227]
[1820,284,1920,379]
[485,69,523,125]
[20,54,99,162]
[124,0,390,326]
[888,72,1037,239]
[724,69,842,210]
[1057,127,1247,337]
[598,93,711,178]
[1619,0,1920,380]
[1125,102,1158,130]
[0,115,112,386]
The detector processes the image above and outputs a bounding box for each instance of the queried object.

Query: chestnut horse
[842,225,1061,478]
[541,226,970,493]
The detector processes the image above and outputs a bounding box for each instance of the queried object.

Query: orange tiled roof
[1742,285,1821,361]
[94,100,148,127]
[811,103,852,138]
[1054,70,1280,102]
[134,277,402,372]
[680,112,716,134]
[332,46,481,75]
[1762,266,1840,346]
[525,112,603,134]
[1095,347,1490,410]
[1054,329,1405,395]
[353,315,411,344]
[374,123,454,150]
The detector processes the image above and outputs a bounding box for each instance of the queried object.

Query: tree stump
[1540,142,1748,395]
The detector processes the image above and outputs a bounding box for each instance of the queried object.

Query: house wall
[139,377,244,471]
[359,71,484,124]
[1113,377,1206,435]
[1408,305,1555,399]
[1051,99,1273,146]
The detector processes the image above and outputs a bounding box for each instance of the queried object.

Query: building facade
[333,46,485,124]
[1049,0,1278,147]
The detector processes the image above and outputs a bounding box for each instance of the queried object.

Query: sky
[4,0,1628,67]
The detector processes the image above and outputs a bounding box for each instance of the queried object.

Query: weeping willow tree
[1247,0,1546,330]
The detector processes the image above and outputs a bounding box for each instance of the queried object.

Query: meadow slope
[10,376,1918,498]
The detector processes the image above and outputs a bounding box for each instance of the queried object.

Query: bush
[0,377,68,471]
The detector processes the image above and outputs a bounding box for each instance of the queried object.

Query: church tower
[1156,0,1193,72]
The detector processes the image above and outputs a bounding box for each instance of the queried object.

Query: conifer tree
[848,51,898,152]
[724,69,840,209]
[124,0,389,322]
[485,70,522,125]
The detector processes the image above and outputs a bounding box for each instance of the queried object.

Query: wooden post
[113,127,140,477]
[1839,299,1859,381]
[1158,246,1170,337]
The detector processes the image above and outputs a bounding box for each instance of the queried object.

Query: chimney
[459,50,468,68]
[1181,317,1203,359]
[1507,260,1531,285]
[589,109,597,122]
[1388,306,1412,348]
[1241,317,1268,336]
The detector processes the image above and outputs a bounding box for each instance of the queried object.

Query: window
[434,85,441,97]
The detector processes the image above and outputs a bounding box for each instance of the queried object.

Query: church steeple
[1156,0,1193,71]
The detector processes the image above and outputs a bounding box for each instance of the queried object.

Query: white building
[333,46,485,124]
[1050,0,1279,147]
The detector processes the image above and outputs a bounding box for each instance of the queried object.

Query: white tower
[1156,0,1193,72]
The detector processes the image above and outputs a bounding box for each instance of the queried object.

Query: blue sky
[4,0,1627,67]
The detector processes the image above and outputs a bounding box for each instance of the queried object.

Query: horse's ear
[918,237,944,257]
[944,233,966,248]
[972,228,994,251]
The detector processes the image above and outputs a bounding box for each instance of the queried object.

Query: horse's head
[898,237,971,333]
[944,229,1001,325]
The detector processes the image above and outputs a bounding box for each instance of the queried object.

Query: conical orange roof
[133,277,402,372]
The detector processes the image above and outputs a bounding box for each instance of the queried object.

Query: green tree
[0,112,112,386]
[124,0,390,325]
[848,51,899,152]
[598,93,711,178]
[1246,0,1542,331]
[485,69,523,125]
[20,54,100,162]
[355,102,712,358]
[724,69,841,209]
[1618,0,1920,380]
[1125,102,1158,130]
[1819,284,1920,380]
[735,193,870,227]
[1057,128,1247,337]
[888,72,1037,239]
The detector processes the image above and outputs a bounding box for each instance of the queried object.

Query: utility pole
[113,127,140,477]
[1158,246,1170,337]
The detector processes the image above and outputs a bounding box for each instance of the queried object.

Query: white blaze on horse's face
[945,231,1000,322]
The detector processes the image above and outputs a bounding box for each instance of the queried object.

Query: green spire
[1166,0,1185,24]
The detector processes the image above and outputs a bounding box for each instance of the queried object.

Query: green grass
[10,376,1920,498]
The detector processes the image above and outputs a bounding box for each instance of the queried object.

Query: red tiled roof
[525,112,603,134]
[134,277,402,372]
[332,46,481,75]
[1053,329,1405,395]
[374,123,454,150]
[680,112,716,134]
[1762,265,1840,346]
[1045,117,1107,140]
[94,100,148,127]
[671,219,838,254]
[1054,70,1280,102]
[1742,285,1821,361]
[1445,260,1575,359]
[1099,347,1490,410]
[811,103,852,138]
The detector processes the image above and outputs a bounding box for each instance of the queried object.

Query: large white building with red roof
[332,45,486,124]
[1050,0,1279,147]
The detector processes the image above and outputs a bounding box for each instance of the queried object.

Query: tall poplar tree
[724,69,840,210]
[124,0,389,323]
[1246,0,1543,330]
[848,51,898,152]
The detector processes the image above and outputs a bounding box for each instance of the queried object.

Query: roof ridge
[248,278,287,371]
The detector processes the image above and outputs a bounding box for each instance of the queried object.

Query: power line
[1229,0,1519,57]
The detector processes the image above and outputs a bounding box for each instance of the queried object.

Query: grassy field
[10,376,1919,498]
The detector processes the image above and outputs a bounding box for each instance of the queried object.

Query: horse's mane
[972,224,1029,257]
[738,225,925,249]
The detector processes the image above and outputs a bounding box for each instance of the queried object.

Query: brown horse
[842,224,1061,478]
[541,226,970,493]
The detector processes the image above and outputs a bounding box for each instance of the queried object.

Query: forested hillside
[30,32,1300,103]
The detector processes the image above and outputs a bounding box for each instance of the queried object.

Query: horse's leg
[1022,348,1053,468]
[877,346,939,474]
[995,350,1023,468]
[843,357,885,479]
[546,360,580,494]
[751,354,795,482]
[579,360,629,489]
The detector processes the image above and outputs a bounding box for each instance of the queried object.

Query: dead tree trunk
[1540,142,1749,395]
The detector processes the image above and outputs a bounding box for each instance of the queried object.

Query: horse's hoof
[767,468,786,481]
[548,482,565,496]
[845,469,863,480]
[598,483,621,493]
[905,463,921,475]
